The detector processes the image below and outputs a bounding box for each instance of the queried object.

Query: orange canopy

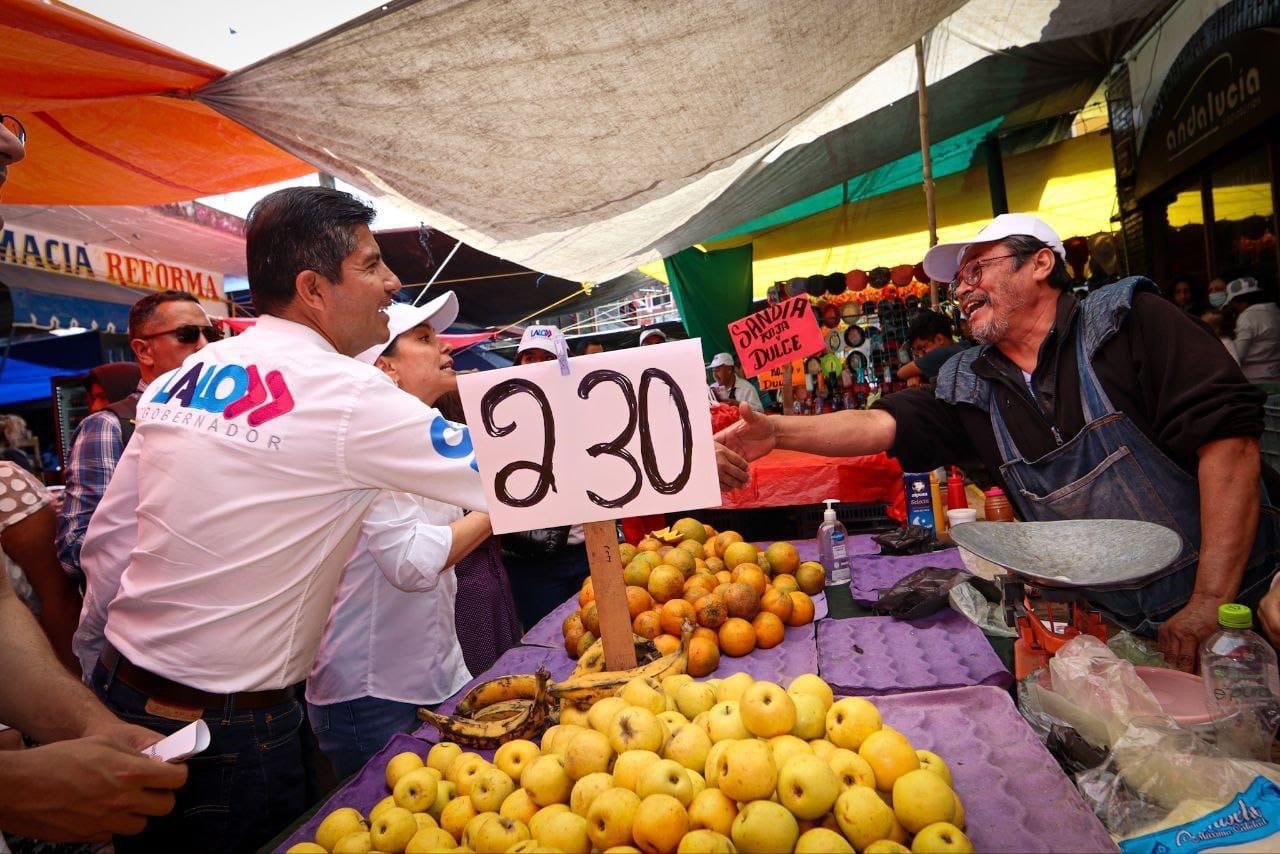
[0,0,311,205]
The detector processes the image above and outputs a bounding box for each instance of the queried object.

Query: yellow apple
[412,813,436,832]
[664,721,712,772]
[661,673,694,699]
[809,739,837,762]
[428,780,456,820]
[446,751,486,785]
[768,734,812,770]
[588,697,631,734]
[676,828,735,853]
[439,795,478,840]
[386,751,426,789]
[570,771,614,817]
[621,677,668,715]
[790,693,827,740]
[586,787,641,850]
[608,707,665,754]
[405,826,457,853]
[454,758,492,797]
[860,730,920,791]
[560,703,592,727]
[521,754,573,807]
[676,682,717,719]
[528,803,571,839]
[715,672,754,703]
[866,840,911,853]
[469,766,515,814]
[494,739,541,783]
[829,748,877,791]
[715,739,777,803]
[500,787,539,825]
[286,844,327,854]
[777,754,841,820]
[461,811,499,849]
[473,814,530,853]
[395,766,440,813]
[535,809,591,854]
[706,701,749,742]
[834,785,895,851]
[369,795,397,824]
[427,742,462,776]
[687,787,737,837]
[795,827,854,854]
[739,681,797,738]
[702,740,733,788]
[636,758,694,806]
[787,674,835,712]
[687,768,706,798]
[952,792,965,829]
[564,728,614,780]
[915,750,953,787]
[633,793,689,854]
[539,724,563,754]
[730,799,799,853]
[332,831,373,854]
[826,697,882,750]
[658,710,691,733]
[547,724,586,757]
[892,769,956,833]
[910,821,973,853]
[612,749,662,792]
[316,808,369,853]
[370,806,418,854]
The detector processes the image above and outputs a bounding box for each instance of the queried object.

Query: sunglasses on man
[136,324,223,345]
[1,115,25,146]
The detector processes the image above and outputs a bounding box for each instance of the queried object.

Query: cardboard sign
[457,339,721,535]
[728,296,824,378]
[756,361,806,391]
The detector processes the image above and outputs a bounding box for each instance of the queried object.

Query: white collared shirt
[710,377,763,412]
[77,315,485,692]
[306,492,472,706]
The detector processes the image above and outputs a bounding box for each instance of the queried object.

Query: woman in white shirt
[1226,277,1280,384]
[306,295,493,777]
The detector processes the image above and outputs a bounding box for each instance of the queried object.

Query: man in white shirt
[78,187,485,852]
[708,352,763,412]
[306,297,492,777]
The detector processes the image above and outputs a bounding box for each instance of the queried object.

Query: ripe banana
[573,634,662,675]
[551,623,692,710]
[469,699,535,722]
[417,667,551,748]
[454,673,541,717]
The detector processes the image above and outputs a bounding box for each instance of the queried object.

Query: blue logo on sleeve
[430,415,478,472]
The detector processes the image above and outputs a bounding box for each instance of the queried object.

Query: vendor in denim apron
[716,214,1280,671]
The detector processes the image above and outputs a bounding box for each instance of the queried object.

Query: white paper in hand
[141,719,210,762]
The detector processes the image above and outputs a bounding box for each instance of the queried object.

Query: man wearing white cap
[709,353,763,412]
[305,297,493,777]
[1223,276,1280,383]
[515,323,568,365]
[717,213,1280,671]
[639,327,668,346]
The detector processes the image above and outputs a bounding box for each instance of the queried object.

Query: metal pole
[915,39,939,308]
[413,238,463,306]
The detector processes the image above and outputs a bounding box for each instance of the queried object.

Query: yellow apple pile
[290,672,973,854]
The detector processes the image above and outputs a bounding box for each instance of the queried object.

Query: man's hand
[1158,593,1225,671]
[1259,585,1280,645]
[716,442,750,491]
[715,403,777,463]
[0,733,188,842]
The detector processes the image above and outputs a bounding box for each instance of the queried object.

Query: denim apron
[939,278,1280,634]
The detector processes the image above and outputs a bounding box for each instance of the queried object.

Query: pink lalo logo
[150,361,295,426]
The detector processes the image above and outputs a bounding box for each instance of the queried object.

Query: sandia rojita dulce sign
[728,296,825,378]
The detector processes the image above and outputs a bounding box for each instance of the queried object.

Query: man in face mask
[1208,277,1229,309]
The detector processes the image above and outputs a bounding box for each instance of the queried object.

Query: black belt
[100,643,297,711]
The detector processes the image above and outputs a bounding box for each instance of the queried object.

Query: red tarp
[719,448,907,522]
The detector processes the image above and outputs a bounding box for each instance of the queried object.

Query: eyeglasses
[1,115,25,146]
[136,324,222,345]
[947,253,1019,300]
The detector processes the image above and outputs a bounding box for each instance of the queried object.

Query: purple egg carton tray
[876,685,1117,852]
[705,621,818,682]
[817,611,1012,695]
[849,546,968,606]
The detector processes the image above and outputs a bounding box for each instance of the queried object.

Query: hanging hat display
[821,304,841,328]
[890,264,914,287]
[845,350,868,376]
[804,356,822,375]
[840,302,861,324]
[846,269,868,292]
[824,272,847,295]
[913,262,929,284]
[844,324,866,349]
[806,275,826,297]
[868,266,892,288]
[862,299,879,315]
[825,329,842,353]
[786,277,807,297]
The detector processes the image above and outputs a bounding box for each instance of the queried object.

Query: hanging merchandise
[846,269,869,292]
[844,324,866,349]
[840,302,861,324]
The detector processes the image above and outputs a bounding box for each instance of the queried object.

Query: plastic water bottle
[818,499,854,617]
[1200,604,1280,761]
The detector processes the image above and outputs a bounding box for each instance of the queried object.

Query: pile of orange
[562,517,826,678]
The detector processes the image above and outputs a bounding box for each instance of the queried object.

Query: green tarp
[664,244,753,364]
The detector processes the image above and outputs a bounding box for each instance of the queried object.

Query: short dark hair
[128,291,199,339]
[245,186,377,315]
[906,309,953,343]
[1004,235,1073,290]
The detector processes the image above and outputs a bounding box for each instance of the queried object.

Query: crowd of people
[1166,273,1280,384]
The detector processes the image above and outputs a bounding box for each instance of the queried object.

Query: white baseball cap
[639,327,667,345]
[708,353,735,369]
[355,292,459,365]
[1226,277,1261,301]
[923,213,1066,284]
[517,324,566,357]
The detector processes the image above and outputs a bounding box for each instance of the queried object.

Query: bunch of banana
[417,667,551,748]
[454,673,543,717]
[572,634,662,676]
[551,623,692,711]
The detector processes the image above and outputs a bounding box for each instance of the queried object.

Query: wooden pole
[915,39,939,309]
[582,520,638,671]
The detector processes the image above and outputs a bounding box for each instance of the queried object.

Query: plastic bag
[1108,630,1167,668]
[949,581,1017,638]
[872,525,941,556]
[872,566,969,620]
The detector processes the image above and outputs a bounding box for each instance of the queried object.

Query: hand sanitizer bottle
[819,499,854,616]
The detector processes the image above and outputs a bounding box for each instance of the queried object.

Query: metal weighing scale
[949,520,1183,678]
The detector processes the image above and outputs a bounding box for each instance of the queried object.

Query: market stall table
[718,448,907,522]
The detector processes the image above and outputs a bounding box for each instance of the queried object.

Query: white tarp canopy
[199,0,1162,282]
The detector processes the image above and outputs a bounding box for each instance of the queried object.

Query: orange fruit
[684,573,716,598]
[693,593,728,629]
[714,570,732,586]
[564,624,586,658]
[760,588,794,623]
[722,541,760,571]
[718,618,756,657]
[786,591,816,627]
[647,565,685,604]
[625,586,654,620]
[705,557,725,574]
[578,578,595,606]
[623,559,652,588]
[581,602,600,636]
[732,565,769,597]
[752,612,786,649]
[653,634,681,655]
[714,531,744,557]
[660,598,696,637]
[687,636,721,677]
[663,547,696,577]
[692,626,719,644]
[723,582,761,620]
[771,574,800,596]
[633,610,662,639]
[637,537,662,552]
[764,542,801,576]
[575,631,596,657]
[703,524,717,540]
[563,612,585,637]
[795,562,826,595]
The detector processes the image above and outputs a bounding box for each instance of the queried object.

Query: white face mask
[1209,291,1228,308]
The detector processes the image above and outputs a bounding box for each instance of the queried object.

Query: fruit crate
[793,501,895,536]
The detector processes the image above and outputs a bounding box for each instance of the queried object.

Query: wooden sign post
[458,339,721,672]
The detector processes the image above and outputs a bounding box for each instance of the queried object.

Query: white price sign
[457,339,721,535]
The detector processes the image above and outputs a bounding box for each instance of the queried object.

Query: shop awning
[0,355,69,406]
[0,0,311,206]
[0,265,141,332]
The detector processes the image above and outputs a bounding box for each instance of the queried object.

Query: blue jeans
[307,696,419,779]
[91,660,306,854]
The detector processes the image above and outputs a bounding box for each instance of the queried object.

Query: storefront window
[1212,147,1278,292]
[1163,180,1209,287]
